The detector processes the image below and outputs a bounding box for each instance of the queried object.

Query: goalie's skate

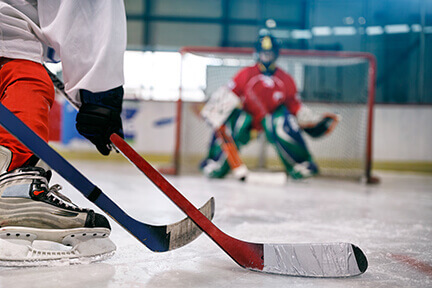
[0,147,115,266]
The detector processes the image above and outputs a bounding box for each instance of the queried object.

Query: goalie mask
[255,29,279,75]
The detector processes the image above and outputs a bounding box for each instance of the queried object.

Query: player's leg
[262,106,318,179]
[200,108,253,178]
[0,59,54,171]
[0,60,115,265]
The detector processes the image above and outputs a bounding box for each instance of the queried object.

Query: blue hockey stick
[0,102,214,252]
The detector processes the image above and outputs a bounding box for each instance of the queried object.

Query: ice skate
[0,146,116,267]
[291,161,319,180]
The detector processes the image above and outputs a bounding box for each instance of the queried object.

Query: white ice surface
[0,160,431,288]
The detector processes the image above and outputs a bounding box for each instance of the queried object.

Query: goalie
[200,29,339,180]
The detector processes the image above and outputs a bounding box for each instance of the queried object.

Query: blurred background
[49,0,432,178]
[123,0,431,104]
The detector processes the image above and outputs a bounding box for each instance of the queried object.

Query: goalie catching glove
[296,105,340,138]
[76,86,124,155]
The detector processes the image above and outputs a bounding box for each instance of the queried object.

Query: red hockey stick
[110,133,368,277]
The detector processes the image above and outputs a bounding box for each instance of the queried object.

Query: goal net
[171,47,377,182]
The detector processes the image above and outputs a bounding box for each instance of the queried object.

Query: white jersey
[0,0,126,104]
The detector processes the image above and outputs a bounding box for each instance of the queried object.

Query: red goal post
[169,46,377,183]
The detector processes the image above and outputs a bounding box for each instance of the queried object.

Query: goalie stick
[0,103,214,252]
[110,133,368,277]
[215,125,248,181]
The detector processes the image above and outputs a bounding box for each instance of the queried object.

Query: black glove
[76,86,124,155]
[303,116,339,138]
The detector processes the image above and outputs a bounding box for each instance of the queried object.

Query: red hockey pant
[0,59,55,171]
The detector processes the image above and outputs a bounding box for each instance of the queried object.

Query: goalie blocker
[200,86,241,129]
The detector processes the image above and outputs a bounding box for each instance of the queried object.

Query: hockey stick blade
[0,103,214,252]
[242,171,287,185]
[110,133,368,277]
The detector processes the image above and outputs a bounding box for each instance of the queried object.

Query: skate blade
[0,245,115,267]
[0,227,116,267]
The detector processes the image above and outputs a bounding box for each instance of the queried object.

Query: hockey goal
[170,46,377,183]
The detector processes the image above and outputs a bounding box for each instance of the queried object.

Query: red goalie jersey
[228,64,302,130]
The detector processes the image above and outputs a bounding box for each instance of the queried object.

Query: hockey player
[0,1,126,265]
[200,29,339,180]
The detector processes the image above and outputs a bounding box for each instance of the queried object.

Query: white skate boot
[0,146,115,266]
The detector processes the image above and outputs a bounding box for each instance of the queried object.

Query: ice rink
[0,160,431,288]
